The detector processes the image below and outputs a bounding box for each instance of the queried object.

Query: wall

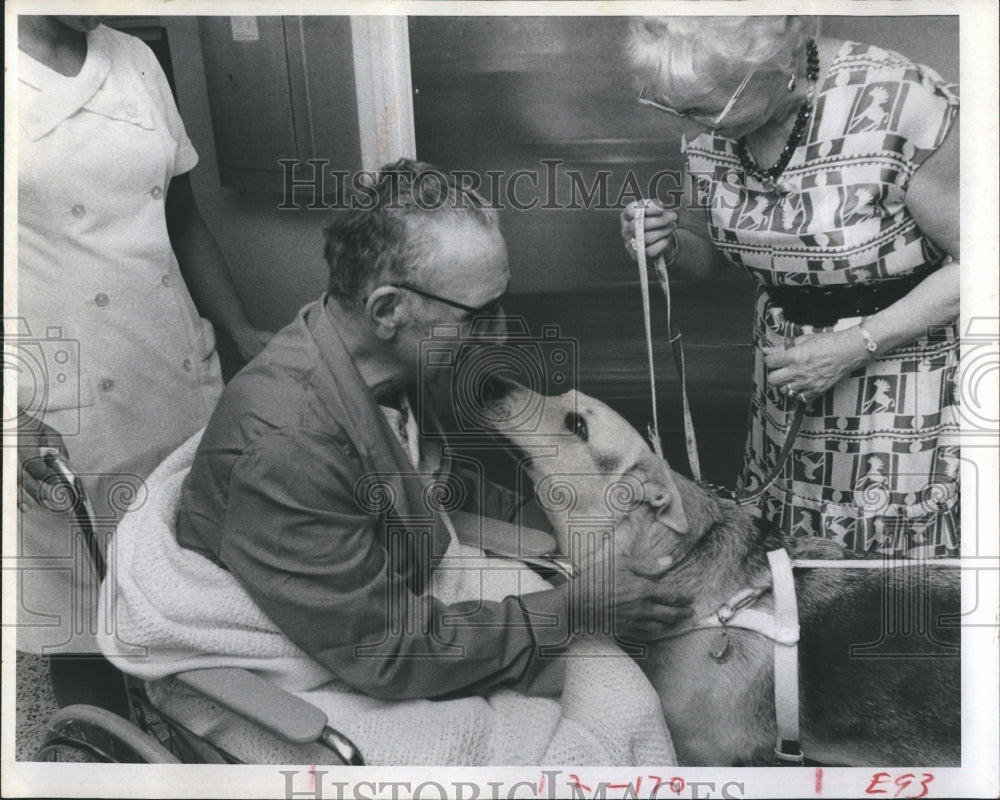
[162,17,333,333]
[822,15,959,77]
[164,14,959,484]
[166,14,959,327]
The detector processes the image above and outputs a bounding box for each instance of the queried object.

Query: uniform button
[71,204,86,217]
[95,292,110,307]
[182,359,193,371]
[161,275,172,287]
[100,378,115,392]
[150,186,164,199]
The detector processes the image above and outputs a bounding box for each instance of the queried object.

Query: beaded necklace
[736,39,820,192]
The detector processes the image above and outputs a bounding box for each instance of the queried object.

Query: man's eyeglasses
[388,282,505,318]
[639,66,757,127]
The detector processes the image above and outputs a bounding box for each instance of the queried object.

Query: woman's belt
[764,271,930,326]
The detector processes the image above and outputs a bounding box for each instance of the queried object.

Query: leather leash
[729,397,805,508]
[634,204,701,479]
[633,203,805,500]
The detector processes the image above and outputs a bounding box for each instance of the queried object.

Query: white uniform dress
[16,25,224,653]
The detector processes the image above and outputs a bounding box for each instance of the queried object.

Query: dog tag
[709,630,731,664]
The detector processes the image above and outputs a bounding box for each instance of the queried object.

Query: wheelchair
[29,451,365,765]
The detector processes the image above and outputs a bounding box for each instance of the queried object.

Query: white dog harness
[659,547,803,764]
[672,548,963,765]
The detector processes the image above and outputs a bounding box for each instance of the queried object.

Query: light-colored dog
[481,379,960,766]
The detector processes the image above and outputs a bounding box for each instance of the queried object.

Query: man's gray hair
[324,159,500,302]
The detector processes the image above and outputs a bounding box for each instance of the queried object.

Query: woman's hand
[16,410,69,511]
[620,200,679,263]
[763,327,872,402]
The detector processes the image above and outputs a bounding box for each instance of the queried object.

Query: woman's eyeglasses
[639,67,757,127]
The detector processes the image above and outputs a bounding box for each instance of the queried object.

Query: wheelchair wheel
[33,705,182,763]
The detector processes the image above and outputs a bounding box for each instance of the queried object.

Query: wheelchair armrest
[174,667,326,745]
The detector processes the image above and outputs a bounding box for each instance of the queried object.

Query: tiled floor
[14,652,60,761]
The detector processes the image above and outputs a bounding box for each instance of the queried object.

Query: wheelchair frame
[30,452,365,765]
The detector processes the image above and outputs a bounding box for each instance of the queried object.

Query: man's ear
[365,286,404,340]
[635,457,689,535]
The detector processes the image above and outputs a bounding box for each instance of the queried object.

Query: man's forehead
[411,214,501,247]
[416,218,508,282]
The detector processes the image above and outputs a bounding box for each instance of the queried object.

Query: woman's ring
[629,237,637,252]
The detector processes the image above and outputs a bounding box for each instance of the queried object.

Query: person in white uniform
[14,15,268,709]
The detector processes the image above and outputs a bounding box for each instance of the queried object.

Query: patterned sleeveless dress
[684,42,960,557]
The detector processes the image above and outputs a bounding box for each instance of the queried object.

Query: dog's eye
[564,412,588,442]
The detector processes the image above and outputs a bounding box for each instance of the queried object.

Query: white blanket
[99,431,675,765]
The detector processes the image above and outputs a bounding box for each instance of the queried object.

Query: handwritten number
[913,774,934,800]
[865,772,934,799]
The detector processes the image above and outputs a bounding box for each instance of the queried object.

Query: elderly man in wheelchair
[40,159,692,766]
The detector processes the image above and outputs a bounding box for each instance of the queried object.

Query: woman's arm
[166,173,271,364]
[764,116,960,399]
[861,115,961,347]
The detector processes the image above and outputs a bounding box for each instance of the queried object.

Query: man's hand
[16,409,69,511]
[616,553,694,640]
[575,543,694,641]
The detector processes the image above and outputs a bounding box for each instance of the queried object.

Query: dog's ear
[635,456,689,535]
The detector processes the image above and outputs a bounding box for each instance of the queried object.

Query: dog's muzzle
[479,372,521,404]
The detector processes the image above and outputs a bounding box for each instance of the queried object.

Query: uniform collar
[19,26,113,141]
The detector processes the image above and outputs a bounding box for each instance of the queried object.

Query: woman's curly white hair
[627,16,816,106]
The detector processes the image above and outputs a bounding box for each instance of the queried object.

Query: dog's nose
[644,483,670,508]
[481,374,504,402]
[481,372,523,402]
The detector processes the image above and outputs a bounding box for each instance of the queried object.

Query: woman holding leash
[620,16,960,557]
[16,15,269,709]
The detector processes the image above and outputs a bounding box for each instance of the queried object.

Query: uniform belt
[764,271,931,326]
